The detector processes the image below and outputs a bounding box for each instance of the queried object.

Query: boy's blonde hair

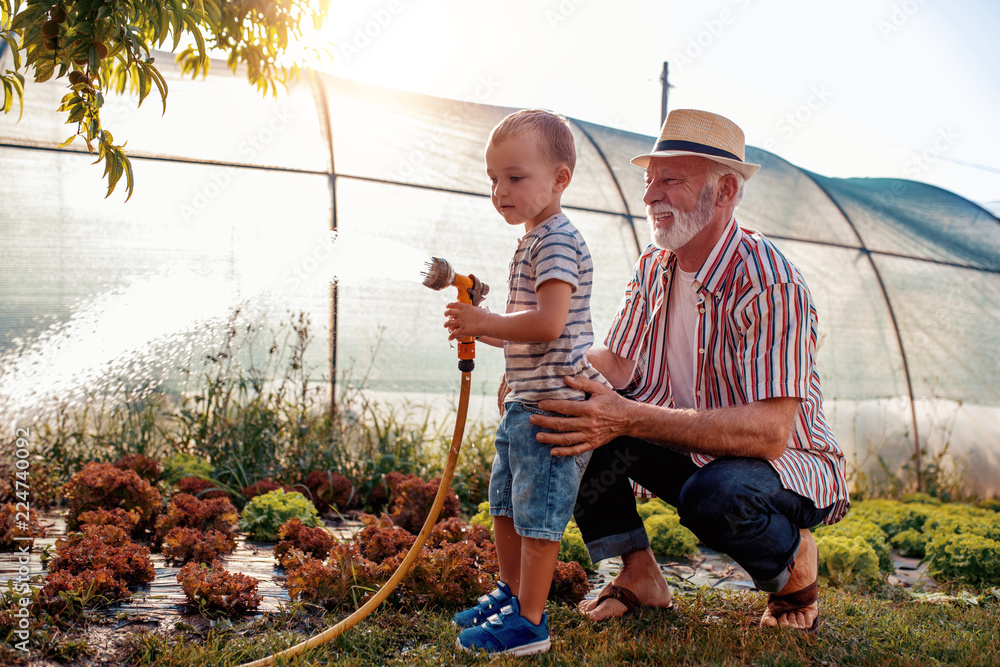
[488,109,576,172]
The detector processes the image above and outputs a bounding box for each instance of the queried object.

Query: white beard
[647,182,715,251]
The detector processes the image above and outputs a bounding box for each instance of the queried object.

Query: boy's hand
[444,301,491,340]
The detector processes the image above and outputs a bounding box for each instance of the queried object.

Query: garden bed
[0,508,941,647]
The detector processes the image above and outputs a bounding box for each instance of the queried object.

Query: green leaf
[137,64,150,105]
[148,64,168,115]
[169,0,183,51]
[183,12,207,61]
[66,103,85,123]
[1,77,12,114]
[1,31,21,69]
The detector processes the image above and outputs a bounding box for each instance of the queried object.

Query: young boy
[443,109,609,656]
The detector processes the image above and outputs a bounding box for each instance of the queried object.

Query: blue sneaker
[456,597,551,656]
[452,580,513,628]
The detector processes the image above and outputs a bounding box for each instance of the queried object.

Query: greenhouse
[2,46,999,497]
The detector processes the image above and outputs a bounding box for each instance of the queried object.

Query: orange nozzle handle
[453,274,476,363]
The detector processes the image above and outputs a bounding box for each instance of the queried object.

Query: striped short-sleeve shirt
[504,214,610,404]
[607,218,849,524]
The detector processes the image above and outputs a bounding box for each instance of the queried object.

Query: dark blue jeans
[573,436,831,592]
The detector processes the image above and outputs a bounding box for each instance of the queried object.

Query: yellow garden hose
[238,370,473,667]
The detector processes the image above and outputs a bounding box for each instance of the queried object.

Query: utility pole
[660,61,672,124]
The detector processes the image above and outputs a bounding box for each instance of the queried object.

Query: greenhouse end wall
[2,49,999,497]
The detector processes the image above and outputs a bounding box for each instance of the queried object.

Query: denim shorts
[489,402,592,542]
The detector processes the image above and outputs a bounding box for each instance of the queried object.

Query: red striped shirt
[607,218,849,524]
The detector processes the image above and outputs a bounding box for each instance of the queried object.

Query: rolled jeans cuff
[751,537,801,593]
[585,526,650,564]
[752,568,792,594]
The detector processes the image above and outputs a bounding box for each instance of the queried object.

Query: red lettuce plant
[0,502,44,550]
[175,476,230,500]
[302,470,354,514]
[177,562,262,616]
[76,507,140,534]
[113,454,162,483]
[153,492,238,549]
[39,524,154,617]
[242,479,282,501]
[273,517,334,567]
[162,527,237,565]
[61,462,162,534]
[355,514,416,562]
[285,541,378,608]
[549,561,590,605]
[384,472,460,535]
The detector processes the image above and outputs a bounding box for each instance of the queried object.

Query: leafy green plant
[637,497,675,520]
[925,532,1000,587]
[848,498,931,540]
[815,533,881,587]
[815,517,894,573]
[239,489,321,542]
[470,500,493,537]
[977,497,1000,513]
[161,453,215,486]
[559,520,592,572]
[644,512,698,559]
[891,528,927,558]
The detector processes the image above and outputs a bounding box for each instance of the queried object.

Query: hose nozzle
[422,257,489,306]
[422,257,489,371]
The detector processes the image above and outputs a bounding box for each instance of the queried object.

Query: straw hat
[631,109,761,180]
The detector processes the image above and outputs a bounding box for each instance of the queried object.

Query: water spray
[238,259,488,667]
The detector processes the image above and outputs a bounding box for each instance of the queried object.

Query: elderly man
[532,109,849,631]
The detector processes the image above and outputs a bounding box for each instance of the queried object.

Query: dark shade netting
[2,49,998,495]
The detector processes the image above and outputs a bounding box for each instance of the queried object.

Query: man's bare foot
[578,548,672,621]
[760,528,819,630]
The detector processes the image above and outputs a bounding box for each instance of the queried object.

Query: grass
[107,586,1000,666]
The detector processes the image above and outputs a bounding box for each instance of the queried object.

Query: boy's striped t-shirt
[503,214,609,404]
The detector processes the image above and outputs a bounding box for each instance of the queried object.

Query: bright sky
[303,0,1000,213]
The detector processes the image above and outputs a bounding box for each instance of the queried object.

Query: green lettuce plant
[815,534,881,587]
[925,533,1000,587]
[644,512,699,559]
[815,517,894,572]
[162,453,215,486]
[239,489,321,542]
[559,520,592,572]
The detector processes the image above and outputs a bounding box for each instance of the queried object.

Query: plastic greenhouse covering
[1,48,999,497]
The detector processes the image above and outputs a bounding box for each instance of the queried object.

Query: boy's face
[485,133,570,232]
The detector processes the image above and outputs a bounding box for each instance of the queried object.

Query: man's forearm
[587,347,635,389]
[621,397,800,461]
